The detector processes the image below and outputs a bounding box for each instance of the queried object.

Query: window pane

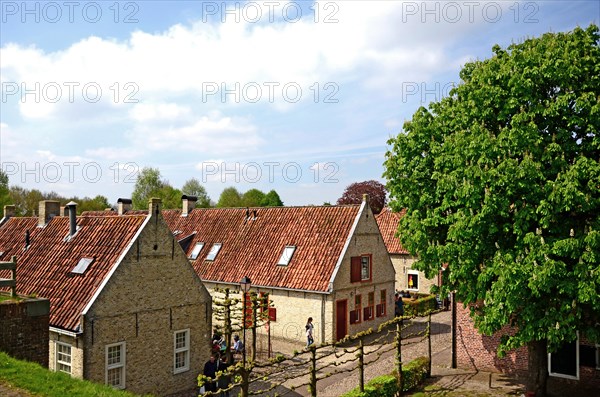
[108,368,122,387]
[175,332,187,349]
[175,351,187,369]
[361,256,370,280]
[108,345,121,365]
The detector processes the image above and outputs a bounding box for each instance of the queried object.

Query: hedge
[403,294,437,316]
[340,356,430,397]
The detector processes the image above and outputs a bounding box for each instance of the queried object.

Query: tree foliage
[384,25,600,394]
[262,190,284,207]
[181,178,211,208]
[131,167,182,209]
[0,170,10,210]
[336,180,387,214]
[242,189,266,207]
[217,187,243,208]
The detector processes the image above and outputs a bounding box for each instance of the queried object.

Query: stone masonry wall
[390,254,438,294]
[0,298,49,367]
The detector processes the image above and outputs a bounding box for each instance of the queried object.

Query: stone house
[455,304,600,390]
[161,195,396,345]
[375,207,441,294]
[0,199,212,396]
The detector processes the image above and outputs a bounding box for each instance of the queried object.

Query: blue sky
[1,1,598,206]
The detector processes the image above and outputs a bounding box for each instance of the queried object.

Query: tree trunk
[527,340,548,397]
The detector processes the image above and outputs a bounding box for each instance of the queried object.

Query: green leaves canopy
[384,25,600,354]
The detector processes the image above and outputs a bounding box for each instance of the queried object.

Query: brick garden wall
[0,298,50,367]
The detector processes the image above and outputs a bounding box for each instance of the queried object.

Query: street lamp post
[240,276,252,366]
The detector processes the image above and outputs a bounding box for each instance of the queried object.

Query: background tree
[181,178,211,208]
[384,25,600,396]
[131,167,182,209]
[241,189,266,207]
[336,180,387,214]
[74,195,111,213]
[261,190,284,207]
[217,187,242,208]
[0,170,10,210]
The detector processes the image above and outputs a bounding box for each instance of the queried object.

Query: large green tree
[131,167,182,209]
[384,25,600,396]
[241,188,266,207]
[261,189,284,206]
[182,178,211,208]
[216,187,242,208]
[0,170,9,210]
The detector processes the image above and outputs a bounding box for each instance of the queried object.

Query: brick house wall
[0,297,49,367]
[82,201,212,396]
[456,304,600,389]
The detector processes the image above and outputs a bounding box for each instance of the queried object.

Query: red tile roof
[375,207,409,255]
[0,215,147,332]
[162,206,362,292]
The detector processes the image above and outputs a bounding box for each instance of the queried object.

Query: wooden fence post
[310,345,317,397]
[396,319,403,396]
[427,312,432,377]
[358,339,365,392]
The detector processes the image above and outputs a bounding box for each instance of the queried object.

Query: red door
[336,300,348,341]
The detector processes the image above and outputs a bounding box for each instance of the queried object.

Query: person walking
[305,317,314,347]
[202,354,219,393]
[217,355,231,397]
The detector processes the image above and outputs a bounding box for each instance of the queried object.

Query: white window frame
[72,257,94,274]
[407,270,420,291]
[105,342,126,389]
[173,329,190,374]
[548,333,579,380]
[190,242,204,260]
[277,245,296,266]
[55,341,72,375]
[206,243,222,261]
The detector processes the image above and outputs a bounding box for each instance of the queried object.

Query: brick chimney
[181,195,198,217]
[117,198,132,215]
[38,200,60,227]
[3,205,15,218]
[149,197,162,217]
[59,206,69,216]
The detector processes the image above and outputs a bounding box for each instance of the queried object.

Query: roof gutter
[49,326,81,338]
[327,201,366,292]
[205,279,331,295]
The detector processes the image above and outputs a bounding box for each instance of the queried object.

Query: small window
[72,257,94,274]
[106,342,126,389]
[407,271,419,291]
[361,256,371,280]
[174,329,190,373]
[190,242,204,260]
[277,246,296,266]
[205,243,222,261]
[56,342,72,374]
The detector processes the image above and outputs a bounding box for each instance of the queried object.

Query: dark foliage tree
[336,180,387,214]
[384,25,600,396]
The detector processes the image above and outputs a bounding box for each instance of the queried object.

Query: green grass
[0,352,143,397]
[0,294,20,303]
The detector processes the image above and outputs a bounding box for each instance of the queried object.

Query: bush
[340,356,430,396]
[403,294,437,316]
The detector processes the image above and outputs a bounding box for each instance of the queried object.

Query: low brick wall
[0,297,50,367]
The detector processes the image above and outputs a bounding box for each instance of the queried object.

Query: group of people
[202,330,246,395]
[394,291,408,317]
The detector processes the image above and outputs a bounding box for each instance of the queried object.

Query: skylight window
[72,257,94,274]
[277,246,296,266]
[189,242,204,260]
[205,243,222,261]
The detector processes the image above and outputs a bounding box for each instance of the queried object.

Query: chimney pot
[66,201,77,237]
[117,198,132,215]
[149,197,162,216]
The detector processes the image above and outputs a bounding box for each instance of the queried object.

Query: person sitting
[232,334,244,354]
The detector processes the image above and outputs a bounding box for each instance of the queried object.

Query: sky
[0,0,598,207]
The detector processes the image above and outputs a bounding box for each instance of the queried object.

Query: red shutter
[268,307,277,322]
[351,256,361,283]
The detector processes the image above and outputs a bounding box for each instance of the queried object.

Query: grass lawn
[0,352,145,397]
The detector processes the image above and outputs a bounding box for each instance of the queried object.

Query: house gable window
[351,254,372,283]
[363,292,375,321]
[174,329,190,373]
[106,342,126,389]
[350,294,362,324]
[190,242,204,260]
[56,342,72,374]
